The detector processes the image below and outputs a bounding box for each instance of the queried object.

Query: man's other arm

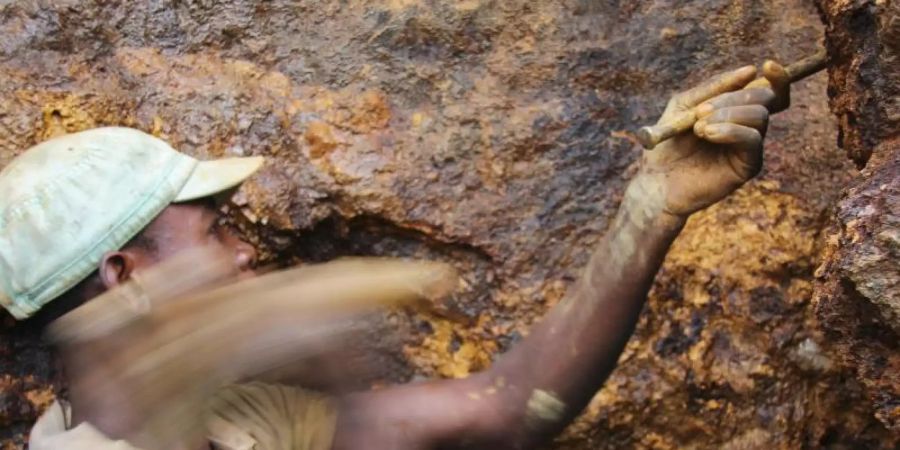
[331,63,789,450]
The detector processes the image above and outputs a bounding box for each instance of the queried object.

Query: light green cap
[0,127,264,319]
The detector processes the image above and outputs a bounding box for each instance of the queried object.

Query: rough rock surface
[0,0,896,448]
[814,0,900,432]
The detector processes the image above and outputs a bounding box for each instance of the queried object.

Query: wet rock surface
[814,0,900,432]
[0,0,895,448]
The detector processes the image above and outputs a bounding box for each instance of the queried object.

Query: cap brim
[174,156,265,202]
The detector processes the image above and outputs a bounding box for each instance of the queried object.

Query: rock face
[0,0,895,448]
[814,0,900,432]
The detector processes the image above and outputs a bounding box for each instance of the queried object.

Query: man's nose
[233,241,258,272]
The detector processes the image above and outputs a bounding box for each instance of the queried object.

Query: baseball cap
[0,127,264,319]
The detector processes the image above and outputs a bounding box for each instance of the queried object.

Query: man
[3,61,789,449]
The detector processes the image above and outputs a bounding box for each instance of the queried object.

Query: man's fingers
[673,65,757,108]
[699,123,762,149]
[695,88,775,118]
[694,105,769,137]
[763,60,791,112]
[700,123,763,177]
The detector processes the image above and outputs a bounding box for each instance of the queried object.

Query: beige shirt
[29,383,337,450]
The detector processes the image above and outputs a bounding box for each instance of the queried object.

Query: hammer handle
[636,49,828,149]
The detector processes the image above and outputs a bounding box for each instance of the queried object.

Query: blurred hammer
[635,49,829,150]
[48,247,459,450]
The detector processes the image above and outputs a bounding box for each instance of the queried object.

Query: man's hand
[634,62,790,219]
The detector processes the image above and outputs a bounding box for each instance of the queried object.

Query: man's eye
[208,218,230,238]
[207,222,221,237]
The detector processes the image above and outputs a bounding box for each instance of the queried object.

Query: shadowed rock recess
[0,1,895,448]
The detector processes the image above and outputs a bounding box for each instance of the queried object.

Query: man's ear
[99,251,138,289]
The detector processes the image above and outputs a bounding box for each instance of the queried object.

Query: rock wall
[0,1,895,448]
[814,0,900,433]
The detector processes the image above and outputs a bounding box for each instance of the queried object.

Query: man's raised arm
[332,62,790,450]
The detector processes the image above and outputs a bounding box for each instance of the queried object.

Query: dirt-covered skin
[814,0,900,433]
[0,1,895,448]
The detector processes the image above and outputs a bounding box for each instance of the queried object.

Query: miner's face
[148,200,257,272]
[97,200,258,291]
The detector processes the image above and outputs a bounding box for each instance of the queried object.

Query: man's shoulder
[29,400,141,450]
[29,383,337,450]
